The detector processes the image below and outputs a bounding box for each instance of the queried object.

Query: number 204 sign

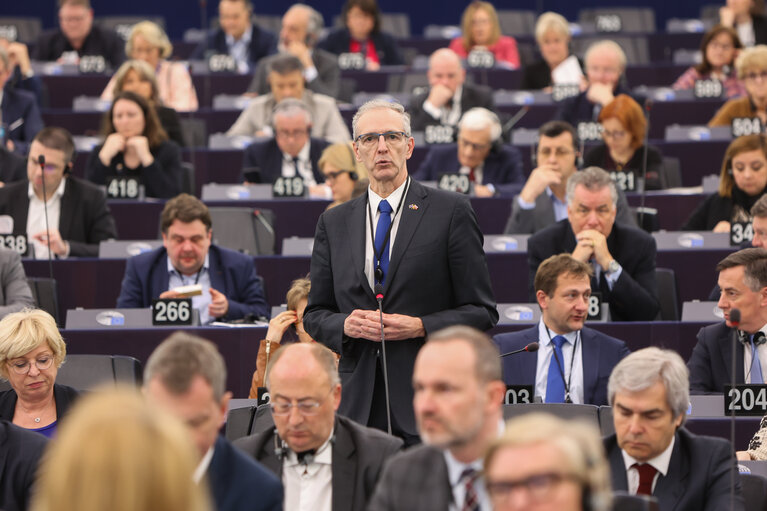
[724,385,767,416]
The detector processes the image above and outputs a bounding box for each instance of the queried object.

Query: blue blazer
[190,25,278,69]
[208,435,282,511]
[413,144,525,197]
[243,137,330,184]
[493,325,630,406]
[115,244,269,320]
[318,28,404,66]
[1,88,43,155]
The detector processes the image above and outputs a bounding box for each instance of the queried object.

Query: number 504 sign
[724,385,767,416]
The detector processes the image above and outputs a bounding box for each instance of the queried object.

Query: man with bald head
[234,342,402,511]
[248,4,340,97]
[408,48,496,131]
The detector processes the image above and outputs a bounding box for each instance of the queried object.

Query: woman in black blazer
[85,91,183,199]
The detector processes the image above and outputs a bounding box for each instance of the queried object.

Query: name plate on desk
[437,173,471,194]
[504,385,534,405]
[208,54,237,73]
[731,221,754,246]
[595,14,622,32]
[552,84,580,102]
[272,176,305,197]
[338,52,365,70]
[725,385,767,416]
[78,55,106,74]
[693,79,723,99]
[609,170,638,192]
[424,124,455,144]
[467,49,495,68]
[106,176,142,199]
[0,234,28,256]
[0,25,18,41]
[732,117,762,137]
[577,122,603,142]
[152,299,193,326]
[587,293,603,321]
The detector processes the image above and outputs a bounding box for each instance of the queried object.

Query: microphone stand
[729,308,741,511]
[375,283,392,435]
[639,99,653,228]
[38,156,54,282]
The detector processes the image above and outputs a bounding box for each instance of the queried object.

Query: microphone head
[374,283,384,300]
[37,154,46,166]
[730,308,741,326]
[526,342,539,352]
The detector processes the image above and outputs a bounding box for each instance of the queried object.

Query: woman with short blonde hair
[711,45,767,125]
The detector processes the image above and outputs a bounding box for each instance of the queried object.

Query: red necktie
[633,463,657,495]
[468,167,476,183]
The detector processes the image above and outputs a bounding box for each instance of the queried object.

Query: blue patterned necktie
[545,336,568,403]
[374,200,392,284]
[751,333,765,384]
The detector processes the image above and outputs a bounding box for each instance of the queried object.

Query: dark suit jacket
[190,25,278,69]
[234,415,403,511]
[31,25,125,68]
[1,88,43,154]
[156,105,185,147]
[413,143,524,196]
[555,84,643,126]
[493,325,630,405]
[84,140,183,199]
[0,146,25,184]
[303,179,498,435]
[242,137,330,184]
[0,383,80,422]
[520,57,585,90]
[116,244,269,320]
[208,435,282,511]
[527,219,659,321]
[752,14,767,46]
[367,444,452,511]
[408,83,496,132]
[0,177,117,257]
[318,28,404,66]
[604,428,744,511]
[0,420,48,511]
[249,49,341,98]
[688,322,747,394]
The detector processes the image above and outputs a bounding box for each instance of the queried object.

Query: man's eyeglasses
[458,137,492,152]
[8,355,54,375]
[355,131,409,149]
[270,387,334,416]
[28,158,62,173]
[538,147,574,158]
[276,128,309,139]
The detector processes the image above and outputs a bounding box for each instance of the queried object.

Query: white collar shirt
[27,178,66,260]
[621,435,675,495]
[534,319,584,404]
[365,178,409,290]
[282,432,333,511]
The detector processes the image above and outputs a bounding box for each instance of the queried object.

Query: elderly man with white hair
[413,107,524,197]
[604,347,744,511]
[555,40,644,126]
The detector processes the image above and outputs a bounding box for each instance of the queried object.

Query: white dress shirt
[365,178,409,290]
[27,179,66,260]
[534,319,584,403]
[193,445,215,483]
[743,324,767,383]
[281,142,317,186]
[226,25,253,73]
[621,436,675,495]
[167,253,212,324]
[423,85,463,126]
[459,163,484,185]
[282,433,333,511]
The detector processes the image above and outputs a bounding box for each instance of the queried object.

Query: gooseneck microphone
[729,307,741,511]
[499,342,539,358]
[375,283,393,435]
[638,99,653,227]
[37,155,54,281]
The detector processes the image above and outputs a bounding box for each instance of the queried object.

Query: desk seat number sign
[724,384,767,415]
[504,385,534,405]
[152,298,193,326]
[0,234,27,256]
[106,176,141,199]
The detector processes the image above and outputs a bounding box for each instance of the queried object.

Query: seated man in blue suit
[413,107,524,197]
[242,98,330,196]
[605,347,743,511]
[116,193,269,323]
[190,0,277,73]
[494,253,629,405]
[144,332,283,511]
[0,46,42,155]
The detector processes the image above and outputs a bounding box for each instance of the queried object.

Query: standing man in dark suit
[191,0,278,73]
[0,420,48,511]
[494,254,629,405]
[303,100,497,444]
[527,166,659,321]
[144,332,283,511]
[116,193,268,323]
[0,47,42,155]
[605,347,744,510]
[0,127,117,258]
[688,248,767,393]
[248,4,340,98]
[31,0,124,69]
[408,48,495,132]
[235,342,402,511]
[242,98,330,193]
[413,107,524,197]
[368,326,506,511]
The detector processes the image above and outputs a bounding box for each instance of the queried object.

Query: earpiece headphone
[346,143,359,181]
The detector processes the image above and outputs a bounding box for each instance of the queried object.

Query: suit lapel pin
[408,204,419,210]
